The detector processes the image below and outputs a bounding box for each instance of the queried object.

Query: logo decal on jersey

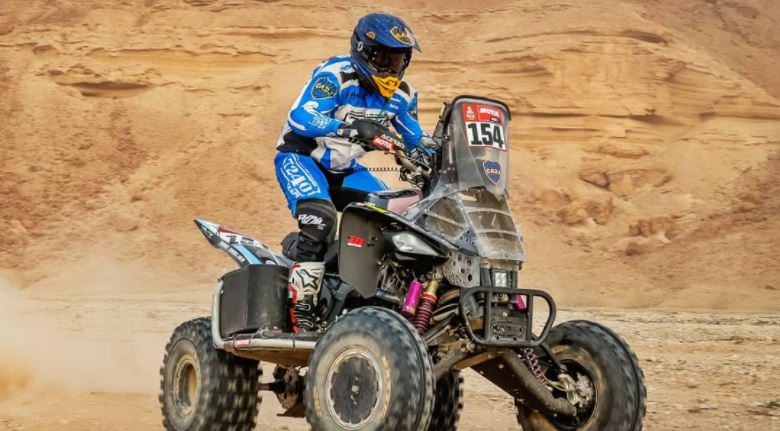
[311,76,338,99]
[308,115,331,128]
[483,160,502,184]
[281,156,322,198]
[344,111,391,128]
[390,26,415,46]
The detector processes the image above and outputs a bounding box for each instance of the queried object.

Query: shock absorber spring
[520,348,548,384]
[411,278,440,333]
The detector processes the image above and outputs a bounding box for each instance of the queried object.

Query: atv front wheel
[428,370,464,431]
[159,317,261,431]
[516,320,646,431]
[305,306,435,431]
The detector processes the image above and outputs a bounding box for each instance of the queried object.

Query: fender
[194,219,291,267]
[337,202,457,297]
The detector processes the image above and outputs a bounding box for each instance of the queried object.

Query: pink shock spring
[412,292,436,333]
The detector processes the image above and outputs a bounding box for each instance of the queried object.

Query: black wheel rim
[325,348,385,429]
[548,359,597,430]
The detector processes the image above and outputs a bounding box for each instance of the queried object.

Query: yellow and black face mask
[371,74,401,98]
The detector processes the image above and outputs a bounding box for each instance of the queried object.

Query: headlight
[492,269,517,288]
[391,232,440,256]
[493,270,509,288]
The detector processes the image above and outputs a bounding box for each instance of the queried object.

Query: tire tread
[304,307,435,431]
[160,317,261,431]
[516,320,646,431]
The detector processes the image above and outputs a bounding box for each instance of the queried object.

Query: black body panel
[337,207,390,298]
[366,188,420,210]
[219,264,289,337]
[338,203,454,298]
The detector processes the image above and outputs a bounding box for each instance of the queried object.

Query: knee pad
[294,199,337,261]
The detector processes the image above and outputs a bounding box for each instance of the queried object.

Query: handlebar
[350,119,433,182]
[394,147,430,178]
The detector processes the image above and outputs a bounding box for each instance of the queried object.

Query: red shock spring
[521,347,548,384]
[412,292,436,333]
[412,278,440,333]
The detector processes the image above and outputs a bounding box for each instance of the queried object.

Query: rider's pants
[274,151,387,261]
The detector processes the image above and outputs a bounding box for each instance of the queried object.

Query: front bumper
[459,286,556,347]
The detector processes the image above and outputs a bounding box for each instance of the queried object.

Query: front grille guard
[459,287,556,347]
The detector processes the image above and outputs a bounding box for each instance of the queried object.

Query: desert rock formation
[2,1,778,311]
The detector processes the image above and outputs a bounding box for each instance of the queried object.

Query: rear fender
[194,219,291,267]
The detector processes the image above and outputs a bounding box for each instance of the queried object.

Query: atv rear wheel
[305,307,435,431]
[516,320,646,431]
[160,317,261,431]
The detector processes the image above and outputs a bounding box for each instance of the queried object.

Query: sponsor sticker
[297,213,325,227]
[216,225,264,248]
[311,75,338,99]
[390,26,415,46]
[297,214,324,225]
[217,225,239,235]
[372,134,396,152]
[465,105,476,121]
[478,105,503,123]
[461,103,503,124]
[225,246,247,263]
[347,235,366,248]
[483,160,502,184]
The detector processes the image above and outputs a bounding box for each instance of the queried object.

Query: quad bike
[159,95,646,430]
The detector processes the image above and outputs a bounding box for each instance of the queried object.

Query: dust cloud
[0,276,163,400]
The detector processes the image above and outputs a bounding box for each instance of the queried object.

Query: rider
[274,13,431,332]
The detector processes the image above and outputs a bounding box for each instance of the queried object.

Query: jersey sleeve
[391,88,426,147]
[287,69,344,138]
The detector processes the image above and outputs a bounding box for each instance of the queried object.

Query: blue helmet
[350,13,421,98]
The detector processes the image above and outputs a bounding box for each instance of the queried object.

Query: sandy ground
[1,0,780,429]
[0,287,778,430]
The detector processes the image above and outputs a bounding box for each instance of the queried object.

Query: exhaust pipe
[224,337,317,351]
[212,281,227,349]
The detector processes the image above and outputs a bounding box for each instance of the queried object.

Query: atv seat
[366,189,421,214]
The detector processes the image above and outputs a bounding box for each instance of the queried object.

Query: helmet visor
[367,47,411,75]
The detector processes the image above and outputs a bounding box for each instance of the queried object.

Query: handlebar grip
[352,119,383,142]
[351,119,405,152]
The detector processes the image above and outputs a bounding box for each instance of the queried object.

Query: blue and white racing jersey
[276,55,425,172]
